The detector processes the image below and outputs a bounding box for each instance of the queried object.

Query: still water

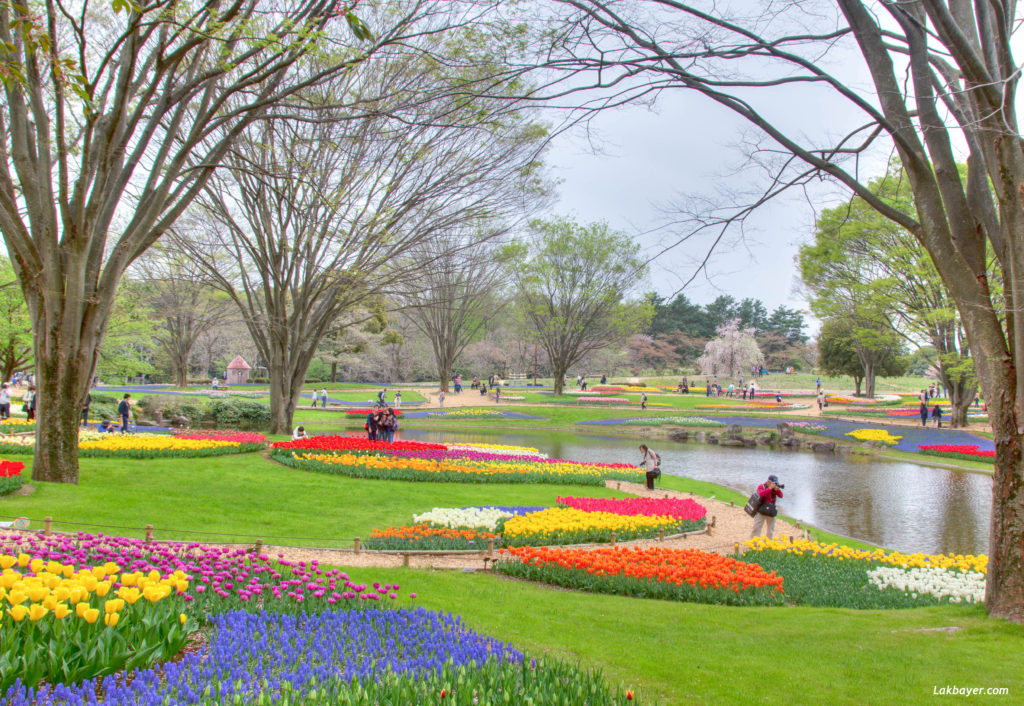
[398,428,992,556]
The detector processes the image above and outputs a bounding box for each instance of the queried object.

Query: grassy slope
[356,568,1024,705]
[2,454,622,544]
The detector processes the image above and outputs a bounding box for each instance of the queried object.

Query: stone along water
[399,428,991,555]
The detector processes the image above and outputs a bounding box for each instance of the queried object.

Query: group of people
[703,378,759,399]
[918,389,944,427]
[376,388,401,408]
[0,382,36,421]
[364,406,400,442]
[310,388,330,408]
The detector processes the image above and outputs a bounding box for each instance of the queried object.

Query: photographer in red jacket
[750,474,784,539]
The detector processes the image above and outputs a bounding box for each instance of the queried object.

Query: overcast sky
[541,89,871,322]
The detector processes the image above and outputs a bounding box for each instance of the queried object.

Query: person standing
[394,391,402,409]
[815,377,821,393]
[23,386,35,421]
[310,390,317,408]
[378,388,387,407]
[118,394,132,433]
[641,392,648,410]
[581,376,587,391]
[749,382,756,400]
[0,383,10,420]
[81,392,91,426]
[931,404,943,428]
[365,411,377,441]
[919,401,928,427]
[438,390,445,408]
[212,378,218,391]
[639,444,661,490]
[817,389,825,412]
[494,382,501,404]
[750,475,784,538]
[705,379,711,397]
[454,375,462,394]
[600,374,607,385]
[320,388,329,408]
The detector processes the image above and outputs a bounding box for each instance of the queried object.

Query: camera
[776,483,785,489]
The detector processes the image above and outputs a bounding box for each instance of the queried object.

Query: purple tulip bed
[0,531,628,704]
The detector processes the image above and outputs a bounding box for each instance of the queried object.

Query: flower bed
[0,459,24,495]
[0,554,192,690]
[577,396,630,404]
[614,416,726,427]
[78,433,262,458]
[497,546,784,606]
[557,496,706,523]
[426,408,505,417]
[173,430,267,446]
[491,394,526,400]
[844,428,902,445]
[270,436,446,453]
[364,523,498,550]
[344,408,404,416]
[694,402,806,411]
[0,418,34,431]
[5,608,626,706]
[789,422,826,433]
[499,507,699,546]
[412,506,548,531]
[740,537,986,608]
[448,443,544,456]
[826,394,901,406]
[918,444,994,463]
[277,451,643,485]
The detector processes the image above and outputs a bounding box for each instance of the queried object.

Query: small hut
[226,356,252,385]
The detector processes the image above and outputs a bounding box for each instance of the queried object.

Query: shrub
[208,398,271,430]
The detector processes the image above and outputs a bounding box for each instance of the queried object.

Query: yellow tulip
[54,602,70,620]
[83,608,99,624]
[0,555,15,570]
[104,598,124,614]
[121,573,138,587]
[26,585,48,603]
[7,589,27,605]
[179,613,187,625]
[28,603,48,621]
[91,566,107,580]
[16,553,29,568]
[104,612,119,627]
[29,558,43,574]
[95,581,111,598]
[117,587,141,605]
[7,604,28,622]
[75,602,90,618]
[45,561,63,575]
[42,595,58,610]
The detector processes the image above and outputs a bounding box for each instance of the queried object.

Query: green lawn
[348,567,1024,705]
[3,453,623,545]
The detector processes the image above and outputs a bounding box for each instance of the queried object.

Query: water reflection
[398,428,991,555]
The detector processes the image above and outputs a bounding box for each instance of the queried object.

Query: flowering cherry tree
[696,320,763,377]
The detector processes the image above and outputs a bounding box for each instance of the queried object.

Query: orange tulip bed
[364,523,499,551]
[496,546,785,606]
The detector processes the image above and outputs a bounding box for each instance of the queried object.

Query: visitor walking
[639,444,661,490]
[310,391,317,408]
[454,375,462,394]
[581,376,587,391]
[378,388,387,407]
[81,392,91,426]
[749,383,756,400]
[815,377,821,393]
[320,388,328,408]
[641,392,647,410]
[118,394,132,433]
[0,383,10,420]
[931,404,943,428]
[438,390,445,408]
[705,379,711,397]
[749,475,784,539]
[817,390,825,412]
[919,401,928,427]
[23,386,35,421]
[494,383,501,404]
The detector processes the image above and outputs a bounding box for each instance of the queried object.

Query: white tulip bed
[867,566,986,604]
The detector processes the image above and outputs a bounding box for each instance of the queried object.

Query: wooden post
[487,538,494,558]
[729,501,734,507]
[711,515,716,528]
[145,524,153,544]
[658,529,664,541]
[254,539,263,556]
[734,542,740,555]
[787,535,793,543]
[44,517,52,536]
[353,537,361,554]
[402,553,410,567]
[611,532,617,546]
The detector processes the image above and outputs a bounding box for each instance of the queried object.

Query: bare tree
[179,44,547,433]
[0,0,415,483]
[134,246,229,387]
[525,0,1024,619]
[396,234,514,392]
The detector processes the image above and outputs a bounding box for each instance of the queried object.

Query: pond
[397,427,992,556]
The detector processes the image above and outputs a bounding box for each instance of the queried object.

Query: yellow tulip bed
[844,428,902,445]
[500,507,698,546]
[0,554,192,690]
[739,537,986,608]
[288,451,643,485]
[0,431,265,458]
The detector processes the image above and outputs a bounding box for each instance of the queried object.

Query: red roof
[227,355,251,370]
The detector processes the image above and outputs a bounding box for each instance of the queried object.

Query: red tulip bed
[0,459,24,495]
[344,409,404,416]
[918,444,994,463]
[271,437,445,453]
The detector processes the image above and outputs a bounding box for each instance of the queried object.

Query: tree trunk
[552,360,566,395]
[864,363,876,399]
[171,354,189,388]
[946,379,976,429]
[853,376,863,396]
[330,362,338,384]
[985,389,1024,621]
